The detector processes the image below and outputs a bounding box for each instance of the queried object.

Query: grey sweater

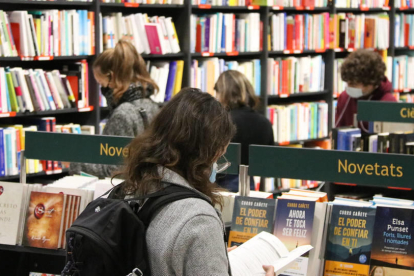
[70,84,159,177]
[145,167,230,276]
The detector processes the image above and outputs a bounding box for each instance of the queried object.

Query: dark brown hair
[93,40,159,101]
[122,88,236,208]
[341,49,386,87]
[214,70,260,110]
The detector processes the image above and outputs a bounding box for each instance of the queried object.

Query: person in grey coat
[70,40,159,177]
[121,88,275,276]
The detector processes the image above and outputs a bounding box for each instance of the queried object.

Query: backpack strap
[138,107,149,130]
[137,185,210,226]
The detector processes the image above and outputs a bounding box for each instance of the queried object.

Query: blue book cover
[304,15,309,50]
[0,128,5,176]
[337,129,360,150]
[204,17,210,53]
[254,60,261,96]
[221,16,226,53]
[284,14,287,50]
[370,206,414,275]
[274,199,316,276]
[165,61,177,102]
[3,70,11,112]
[324,205,376,276]
[200,17,205,53]
[4,130,12,175]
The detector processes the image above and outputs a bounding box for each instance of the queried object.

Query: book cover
[0,182,24,245]
[369,206,414,276]
[324,205,376,276]
[144,24,163,55]
[22,191,64,249]
[274,198,316,276]
[228,196,276,247]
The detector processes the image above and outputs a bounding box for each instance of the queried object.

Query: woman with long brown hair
[70,40,159,177]
[214,70,274,192]
[120,88,275,275]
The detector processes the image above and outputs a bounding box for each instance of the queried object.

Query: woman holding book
[69,40,159,177]
[214,70,274,192]
[335,49,396,132]
[117,88,275,275]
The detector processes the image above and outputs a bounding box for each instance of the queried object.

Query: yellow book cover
[173,60,184,96]
[206,60,216,95]
[171,22,180,47]
[35,19,41,54]
[22,192,65,249]
[229,0,237,6]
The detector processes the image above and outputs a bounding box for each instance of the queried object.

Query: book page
[229,232,312,276]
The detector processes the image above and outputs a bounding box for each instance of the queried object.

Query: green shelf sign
[249,145,414,189]
[358,101,414,123]
[25,132,241,175]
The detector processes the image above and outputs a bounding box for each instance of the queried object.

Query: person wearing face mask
[335,49,396,132]
[69,40,160,177]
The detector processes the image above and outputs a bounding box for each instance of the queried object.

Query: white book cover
[135,14,151,54]
[158,17,172,54]
[33,71,50,110]
[35,69,56,110]
[229,232,313,276]
[0,182,24,245]
[45,72,64,109]
[44,186,89,214]
[51,70,70,108]
[0,67,8,113]
[165,17,180,54]
[27,14,39,57]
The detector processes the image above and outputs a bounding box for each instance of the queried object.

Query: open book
[228,232,313,276]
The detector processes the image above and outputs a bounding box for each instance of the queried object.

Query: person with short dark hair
[335,49,396,132]
[214,70,274,192]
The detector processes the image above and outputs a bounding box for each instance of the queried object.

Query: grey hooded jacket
[145,167,230,276]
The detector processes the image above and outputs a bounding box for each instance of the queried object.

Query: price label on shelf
[247,5,260,9]
[35,56,53,61]
[283,50,291,54]
[382,6,390,10]
[293,50,302,54]
[0,112,16,118]
[280,94,289,98]
[226,51,239,56]
[272,5,284,10]
[334,48,344,52]
[404,89,411,93]
[78,106,94,112]
[347,48,355,52]
[201,52,214,57]
[399,6,409,9]
[409,46,414,49]
[198,4,212,8]
[315,48,325,53]
[124,3,139,7]
[20,56,34,61]
[305,6,315,10]
[279,141,290,146]
[360,5,369,10]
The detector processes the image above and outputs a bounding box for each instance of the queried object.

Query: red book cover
[10,23,21,55]
[348,15,355,49]
[22,192,64,249]
[282,60,289,95]
[196,21,202,53]
[144,24,163,55]
[232,14,236,52]
[66,75,79,103]
[294,15,300,50]
[58,11,61,56]
[82,60,89,107]
[260,21,263,51]
[286,22,294,50]
[405,20,409,47]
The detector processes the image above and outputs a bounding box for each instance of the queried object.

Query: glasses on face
[217,155,231,174]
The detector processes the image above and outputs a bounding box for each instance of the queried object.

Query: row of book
[192,0,251,5]
[267,55,325,96]
[331,13,389,50]
[190,58,261,96]
[334,0,389,8]
[394,93,414,102]
[0,120,94,177]
[101,13,181,55]
[0,63,89,114]
[395,14,414,48]
[148,60,184,103]
[269,13,329,52]
[191,13,261,53]
[4,10,95,58]
[392,55,414,92]
[102,0,183,3]
[226,189,414,276]
[395,0,414,8]
[271,0,328,7]
[0,176,120,249]
[267,102,329,143]
[332,126,414,154]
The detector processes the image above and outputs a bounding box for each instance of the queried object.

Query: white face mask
[346,86,364,98]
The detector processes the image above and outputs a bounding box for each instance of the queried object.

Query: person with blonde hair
[70,40,159,177]
[214,70,274,192]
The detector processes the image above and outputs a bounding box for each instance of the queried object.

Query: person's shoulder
[380,93,397,102]
[337,91,350,104]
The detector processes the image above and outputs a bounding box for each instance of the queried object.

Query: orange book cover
[66,75,79,103]
[60,195,72,249]
[282,59,288,95]
[22,192,65,249]
[206,60,216,95]
[364,18,375,48]
[88,12,95,55]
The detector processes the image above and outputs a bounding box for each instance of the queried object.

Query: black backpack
[61,184,210,276]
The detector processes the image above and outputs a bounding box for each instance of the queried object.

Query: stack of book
[271,0,328,8]
[268,102,329,143]
[190,13,261,53]
[395,14,414,48]
[191,58,260,96]
[269,13,329,51]
[8,10,95,58]
[102,0,183,3]
[267,55,325,96]
[392,56,414,92]
[148,60,184,103]
[330,13,389,50]
[0,176,121,248]
[192,0,248,5]
[0,120,94,177]
[0,64,89,113]
[101,13,181,55]
[335,0,389,8]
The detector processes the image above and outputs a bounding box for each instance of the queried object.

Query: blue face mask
[209,162,218,183]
